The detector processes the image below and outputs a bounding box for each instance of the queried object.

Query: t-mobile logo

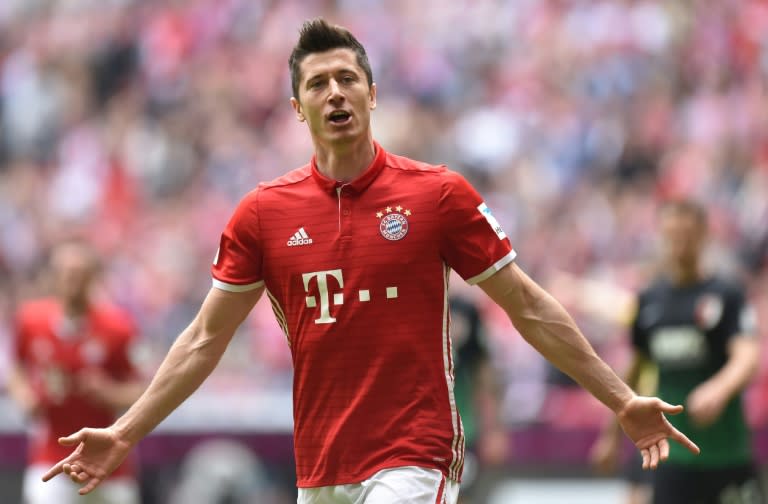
[302,269,399,324]
[302,269,344,324]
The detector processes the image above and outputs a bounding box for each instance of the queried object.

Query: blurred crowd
[0,0,767,433]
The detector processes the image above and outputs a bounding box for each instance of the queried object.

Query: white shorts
[23,464,141,504]
[297,466,460,504]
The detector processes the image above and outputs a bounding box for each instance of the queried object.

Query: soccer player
[8,238,144,504]
[591,200,763,504]
[448,294,508,504]
[42,19,699,503]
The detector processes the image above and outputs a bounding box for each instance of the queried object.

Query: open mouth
[328,110,351,124]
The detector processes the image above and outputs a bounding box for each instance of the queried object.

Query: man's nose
[327,79,344,102]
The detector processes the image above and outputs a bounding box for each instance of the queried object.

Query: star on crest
[376,205,412,219]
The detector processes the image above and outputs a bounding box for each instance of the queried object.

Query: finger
[76,472,90,482]
[667,424,701,454]
[62,464,72,475]
[659,438,670,461]
[79,477,103,495]
[41,461,65,482]
[69,464,80,474]
[59,430,85,446]
[641,448,650,470]
[648,444,659,470]
[656,400,684,415]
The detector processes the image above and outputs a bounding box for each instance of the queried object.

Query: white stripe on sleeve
[465,250,517,285]
[212,278,265,292]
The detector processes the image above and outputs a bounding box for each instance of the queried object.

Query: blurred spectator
[7,238,144,504]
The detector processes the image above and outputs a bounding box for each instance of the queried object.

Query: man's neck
[314,136,376,182]
[667,261,702,286]
[62,297,89,319]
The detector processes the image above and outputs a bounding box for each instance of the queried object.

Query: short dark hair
[659,198,708,228]
[288,18,373,100]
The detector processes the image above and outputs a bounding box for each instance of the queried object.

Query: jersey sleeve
[211,189,265,292]
[630,294,650,354]
[438,170,516,284]
[721,283,757,340]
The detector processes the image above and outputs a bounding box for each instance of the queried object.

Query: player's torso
[18,301,125,419]
[255,165,463,484]
[17,300,136,469]
[636,279,751,465]
[636,279,731,378]
[258,169,447,351]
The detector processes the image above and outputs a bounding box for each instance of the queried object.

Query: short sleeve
[211,189,264,292]
[720,284,757,340]
[438,170,516,284]
[630,294,649,354]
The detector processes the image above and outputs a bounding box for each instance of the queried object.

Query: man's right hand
[616,396,700,469]
[41,427,133,495]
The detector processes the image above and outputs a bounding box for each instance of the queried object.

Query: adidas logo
[287,227,313,247]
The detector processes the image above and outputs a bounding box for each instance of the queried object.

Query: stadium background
[0,0,766,502]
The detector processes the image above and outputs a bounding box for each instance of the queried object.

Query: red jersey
[14,299,138,477]
[212,143,515,487]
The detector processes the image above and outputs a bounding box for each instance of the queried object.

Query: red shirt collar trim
[310,141,386,194]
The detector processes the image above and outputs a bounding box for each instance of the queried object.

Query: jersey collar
[310,141,386,195]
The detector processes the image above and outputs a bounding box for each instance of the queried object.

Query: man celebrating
[43,19,699,503]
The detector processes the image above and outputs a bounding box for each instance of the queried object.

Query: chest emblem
[81,339,107,366]
[694,293,723,330]
[376,205,411,241]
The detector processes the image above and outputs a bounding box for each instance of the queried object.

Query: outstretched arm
[43,285,263,494]
[477,263,699,468]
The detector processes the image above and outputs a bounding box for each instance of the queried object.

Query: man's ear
[290,97,305,122]
[369,83,377,110]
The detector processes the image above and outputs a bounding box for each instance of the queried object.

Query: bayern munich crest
[376,205,411,241]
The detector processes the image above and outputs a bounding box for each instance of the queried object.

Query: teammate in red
[9,239,144,504]
[42,18,700,503]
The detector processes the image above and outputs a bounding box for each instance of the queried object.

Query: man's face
[659,210,706,267]
[290,48,376,147]
[51,244,95,304]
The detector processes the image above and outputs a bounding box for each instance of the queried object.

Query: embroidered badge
[694,294,723,330]
[376,205,410,241]
[477,202,507,240]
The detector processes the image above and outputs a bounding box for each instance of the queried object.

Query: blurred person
[8,238,144,504]
[42,19,699,504]
[591,200,763,504]
[449,295,509,504]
